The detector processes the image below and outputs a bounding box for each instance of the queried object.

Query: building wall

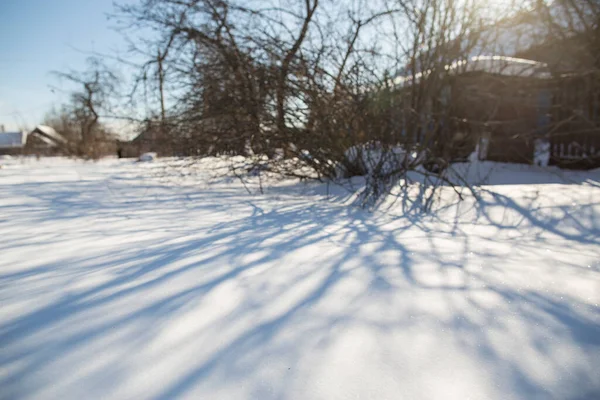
[23,135,63,156]
[450,73,544,164]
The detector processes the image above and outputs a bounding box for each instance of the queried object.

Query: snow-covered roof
[33,133,59,147]
[393,55,549,86]
[32,125,68,144]
[446,55,550,77]
[0,131,28,149]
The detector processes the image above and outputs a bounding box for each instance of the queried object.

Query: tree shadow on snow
[0,170,599,399]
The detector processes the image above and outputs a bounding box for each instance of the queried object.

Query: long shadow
[1,163,599,399]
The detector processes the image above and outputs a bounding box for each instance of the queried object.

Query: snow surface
[139,152,157,162]
[0,157,599,400]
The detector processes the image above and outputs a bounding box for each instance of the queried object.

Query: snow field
[0,157,599,399]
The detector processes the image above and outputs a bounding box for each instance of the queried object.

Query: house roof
[446,56,550,77]
[32,125,68,145]
[402,4,593,79]
[392,55,550,87]
[0,131,28,149]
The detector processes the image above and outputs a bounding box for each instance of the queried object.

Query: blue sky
[0,0,130,131]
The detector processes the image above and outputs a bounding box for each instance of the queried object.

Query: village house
[0,125,68,156]
[388,6,600,170]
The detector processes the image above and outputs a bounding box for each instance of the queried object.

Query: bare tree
[52,57,120,157]
[112,0,526,207]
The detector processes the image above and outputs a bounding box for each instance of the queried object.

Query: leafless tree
[112,0,547,207]
[52,57,120,158]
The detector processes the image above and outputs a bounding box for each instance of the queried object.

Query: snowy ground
[0,157,599,400]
